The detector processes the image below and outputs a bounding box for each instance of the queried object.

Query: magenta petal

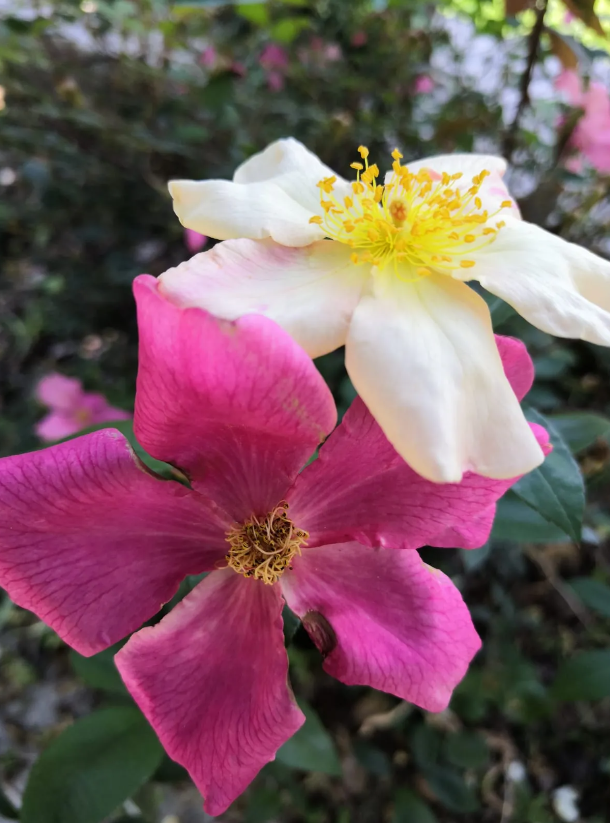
[288,397,549,550]
[133,275,336,520]
[282,543,481,712]
[0,430,229,655]
[495,335,534,401]
[116,570,304,816]
[287,334,547,550]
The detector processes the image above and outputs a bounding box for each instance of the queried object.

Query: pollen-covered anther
[225,502,308,585]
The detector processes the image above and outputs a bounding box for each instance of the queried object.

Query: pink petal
[35,373,83,411]
[134,275,336,521]
[116,570,304,815]
[0,430,229,655]
[184,228,208,254]
[287,335,549,550]
[35,411,84,442]
[80,394,132,424]
[555,69,583,107]
[494,335,534,401]
[282,543,481,712]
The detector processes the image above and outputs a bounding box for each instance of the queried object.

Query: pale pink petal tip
[184,228,208,254]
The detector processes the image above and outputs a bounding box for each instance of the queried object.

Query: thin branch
[503,0,549,161]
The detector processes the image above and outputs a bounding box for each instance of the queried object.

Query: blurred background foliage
[1,0,610,821]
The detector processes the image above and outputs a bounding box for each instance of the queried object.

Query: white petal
[468,217,610,346]
[405,152,507,178]
[168,178,323,247]
[385,152,518,217]
[159,238,367,359]
[234,138,349,213]
[345,272,543,484]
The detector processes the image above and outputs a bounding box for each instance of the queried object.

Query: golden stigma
[313,146,510,280]
[225,502,308,585]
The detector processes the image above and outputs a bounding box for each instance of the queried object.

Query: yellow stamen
[309,215,323,225]
[313,149,506,276]
[225,502,307,586]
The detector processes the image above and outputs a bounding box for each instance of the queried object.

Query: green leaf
[552,649,610,702]
[511,409,585,542]
[282,604,301,646]
[550,412,610,454]
[461,542,492,572]
[568,577,610,619]
[237,2,270,24]
[70,643,127,695]
[423,765,479,813]
[21,707,164,823]
[491,492,570,544]
[408,723,442,770]
[443,731,489,770]
[0,786,19,819]
[276,701,341,775]
[393,788,438,823]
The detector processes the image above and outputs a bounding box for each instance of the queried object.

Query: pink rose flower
[35,373,131,442]
[414,75,435,94]
[1,278,549,814]
[184,228,208,254]
[555,69,610,174]
[260,43,289,91]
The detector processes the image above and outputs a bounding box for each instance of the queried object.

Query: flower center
[309,146,512,279]
[225,502,308,585]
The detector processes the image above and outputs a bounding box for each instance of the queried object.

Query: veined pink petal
[134,275,336,522]
[116,570,304,816]
[288,335,549,550]
[35,411,84,442]
[282,543,481,712]
[0,430,228,655]
[35,373,83,411]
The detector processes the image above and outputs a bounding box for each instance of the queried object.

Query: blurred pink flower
[260,43,289,91]
[231,60,247,77]
[556,69,610,173]
[259,43,289,70]
[351,30,367,47]
[199,46,217,69]
[0,277,549,814]
[184,228,208,254]
[414,75,434,94]
[35,373,131,442]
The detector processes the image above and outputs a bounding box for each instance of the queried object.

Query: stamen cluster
[310,146,512,279]
[225,502,308,585]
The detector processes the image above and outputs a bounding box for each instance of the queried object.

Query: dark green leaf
[282,604,301,646]
[443,731,489,770]
[276,701,341,775]
[424,765,479,813]
[0,786,19,819]
[393,788,438,823]
[552,650,610,702]
[550,413,610,454]
[408,723,442,770]
[461,542,492,572]
[491,492,569,544]
[21,707,164,823]
[568,577,610,619]
[512,409,584,542]
[70,643,127,695]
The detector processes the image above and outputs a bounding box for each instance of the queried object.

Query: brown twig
[503,0,549,161]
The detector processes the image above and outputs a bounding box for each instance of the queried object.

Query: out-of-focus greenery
[1,1,610,822]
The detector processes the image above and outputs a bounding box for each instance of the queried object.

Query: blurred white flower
[552,786,580,823]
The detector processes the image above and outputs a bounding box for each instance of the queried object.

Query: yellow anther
[350,162,364,171]
[351,252,359,264]
[352,181,364,194]
[317,176,337,194]
[464,234,475,243]
[501,200,513,209]
[417,267,432,277]
[358,145,369,159]
[309,215,323,225]
[344,196,354,209]
[460,260,476,268]
[474,197,482,209]
[391,148,403,160]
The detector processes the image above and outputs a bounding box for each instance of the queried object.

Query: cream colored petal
[234,138,349,213]
[466,217,610,346]
[345,272,543,484]
[168,178,323,247]
[159,238,367,359]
